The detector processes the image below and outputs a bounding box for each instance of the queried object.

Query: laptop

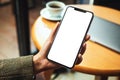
[88,16,120,53]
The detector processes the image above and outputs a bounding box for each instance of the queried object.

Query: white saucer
[40,8,62,21]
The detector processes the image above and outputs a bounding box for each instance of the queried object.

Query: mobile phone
[47,6,94,68]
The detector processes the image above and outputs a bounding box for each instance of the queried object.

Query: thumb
[49,22,60,40]
[39,22,60,56]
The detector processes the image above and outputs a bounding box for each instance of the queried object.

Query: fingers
[76,35,90,65]
[76,54,83,64]
[79,35,90,54]
[85,35,90,41]
[76,43,86,65]
[80,43,87,55]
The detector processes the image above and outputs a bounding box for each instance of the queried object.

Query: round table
[32,5,120,80]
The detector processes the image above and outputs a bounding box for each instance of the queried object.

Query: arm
[0,23,90,80]
[0,55,34,80]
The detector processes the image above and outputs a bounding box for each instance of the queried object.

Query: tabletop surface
[31,5,120,76]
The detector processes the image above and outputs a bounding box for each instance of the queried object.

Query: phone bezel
[47,6,94,68]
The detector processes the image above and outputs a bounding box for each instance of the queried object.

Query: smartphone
[47,6,94,68]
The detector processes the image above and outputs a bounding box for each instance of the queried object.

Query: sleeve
[0,55,35,80]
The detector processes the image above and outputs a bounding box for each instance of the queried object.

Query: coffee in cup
[46,1,65,17]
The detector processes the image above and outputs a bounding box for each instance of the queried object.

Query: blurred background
[0,0,119,80]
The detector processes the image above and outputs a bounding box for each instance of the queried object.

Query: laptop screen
[88,16,120,53]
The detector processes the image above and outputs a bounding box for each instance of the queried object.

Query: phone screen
[47,6,93,68]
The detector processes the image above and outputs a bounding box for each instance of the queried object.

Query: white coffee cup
[46,1,65,17]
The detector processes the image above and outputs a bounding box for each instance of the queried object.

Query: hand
[76,35,90,64]
[33,22,90,74]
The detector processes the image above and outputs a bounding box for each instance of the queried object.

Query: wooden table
[31,5,120,80]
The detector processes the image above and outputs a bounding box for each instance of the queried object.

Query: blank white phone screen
[48,7,93,68]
